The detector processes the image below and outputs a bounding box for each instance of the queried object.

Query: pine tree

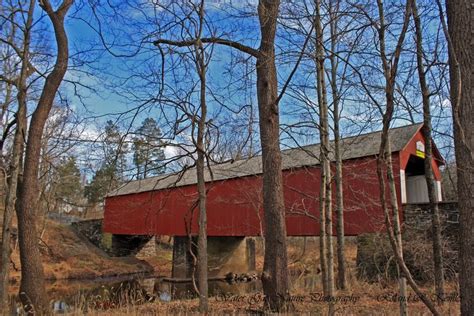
[85,121,128,204]
[54,156,83,206]
[132,118,166,179]
[84,165,118,204]
[103,120,128,179]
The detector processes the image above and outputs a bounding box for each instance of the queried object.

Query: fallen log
[162,272,259,284]
[161,276,226,283]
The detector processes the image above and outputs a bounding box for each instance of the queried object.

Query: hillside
[1,220,153,283]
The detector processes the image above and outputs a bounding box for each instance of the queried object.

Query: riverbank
[2,230,461,315]
[3,220,155,284]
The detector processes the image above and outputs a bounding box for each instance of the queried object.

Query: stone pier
[171,236,256,279]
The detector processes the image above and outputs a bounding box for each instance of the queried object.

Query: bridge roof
[108,123,423,197]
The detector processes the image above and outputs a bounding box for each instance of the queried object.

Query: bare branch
[153,37,260,58]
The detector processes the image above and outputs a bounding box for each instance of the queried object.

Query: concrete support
[171,236,256,279]
[172,236,195,278]
[246,238,256,271]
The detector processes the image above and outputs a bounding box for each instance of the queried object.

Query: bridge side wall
[104,154,401,237]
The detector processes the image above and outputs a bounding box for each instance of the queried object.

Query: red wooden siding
[103,128,442,237]
[399,131,444,180]
[104,154,401,237]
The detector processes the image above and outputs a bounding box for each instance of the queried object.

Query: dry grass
[3,228,461,315]
[5,221,153,287]
[83,238,460,315]
[67,292,459,316]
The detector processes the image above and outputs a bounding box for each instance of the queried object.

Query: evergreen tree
[132,118,166,179]
[85,121,129,204]
[54,156,83,205]
[103,120,128,179]
[84,165,118,204]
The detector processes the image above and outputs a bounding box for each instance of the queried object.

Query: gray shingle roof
[107,123,422,197]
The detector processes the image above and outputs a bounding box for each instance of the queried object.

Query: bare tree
[0,0,34,310]
[327,0,347,291]
[374,0,439,314]
[279,0,359,292]
[445,1,474,315]
[314,0,334,312]
[253,2,291,310]
[154,0,290,311]
[411,0,445,303]
[375,1,410,314]
[15,0,73,313]
[193,1,209,312]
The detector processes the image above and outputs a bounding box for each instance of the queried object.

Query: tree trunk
[16,1,72,313]
[153,1,289,311]
[328,0,346,291]
[195,2,208,312]
[196,126,208,314]
[375,1,407,314]
[0,94,27,314]
[314,0,328,296]
[257,0,290,311]
[377,136,440,316]
[446,1,474,315]
[411,0,445,303]
[314,1,335,312]
[385,138,408,316]
[0,63,28,316]
[374,1,440,314]
[0,0,34,312]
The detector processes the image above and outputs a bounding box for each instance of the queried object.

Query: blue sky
[31,0,454,173]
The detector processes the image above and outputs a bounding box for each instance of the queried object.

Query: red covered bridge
[103,123,444,238]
